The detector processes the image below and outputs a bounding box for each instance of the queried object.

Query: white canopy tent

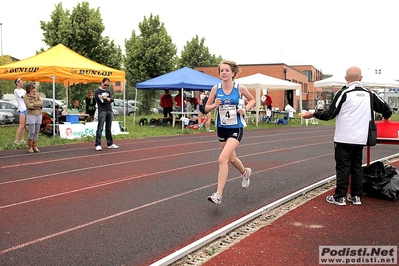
[314,75,399,109]
[235,73,302,126]
[313,76,346,88]
[314,74,399,89]
[362,74,399,88]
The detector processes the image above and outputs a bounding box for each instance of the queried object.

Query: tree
[124,14,178,114]
[39,1,123,103]
[37,83,66,100]
[0,56,16,98]
[179,35,223,68]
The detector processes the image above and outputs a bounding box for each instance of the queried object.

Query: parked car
[127,100,140,106]
[0,100,20,124]
[112,99,136,116]
[0,111,15,124]
[41,98,65,115]
[112,108,119,117]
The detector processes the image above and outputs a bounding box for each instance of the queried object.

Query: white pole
[256,88,260,127]
[52,77,56,137]
[133,87,137,125]
[123,81,126,129]
[181,88,184,130]
[0,23,3,56]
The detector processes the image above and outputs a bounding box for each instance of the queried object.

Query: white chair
[301,110,318,126]
[300,110,308,126]
[308,109,318,125]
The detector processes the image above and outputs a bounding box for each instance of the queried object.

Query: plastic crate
[375,120,399,139]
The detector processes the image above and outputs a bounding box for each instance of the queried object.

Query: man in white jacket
[302,66,392,206]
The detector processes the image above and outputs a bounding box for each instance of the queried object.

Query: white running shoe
[241,168,252,189]
[95,146,102,151]
[107,144,119,149]
[207,192,222,204]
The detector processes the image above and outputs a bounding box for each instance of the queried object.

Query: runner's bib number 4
[219,105,238,125]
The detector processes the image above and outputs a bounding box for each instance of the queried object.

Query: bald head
[345,66,362,83]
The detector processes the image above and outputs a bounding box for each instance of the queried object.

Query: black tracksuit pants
[334,142,364,199]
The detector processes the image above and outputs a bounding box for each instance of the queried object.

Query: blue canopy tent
[136,67,220,90]
[136,67,221,129]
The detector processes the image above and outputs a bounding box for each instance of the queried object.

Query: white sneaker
[207,192,222,204]
[20,140,27,144]
[107,144,119,149]
[95,146,102,151]
[241,168,252,189]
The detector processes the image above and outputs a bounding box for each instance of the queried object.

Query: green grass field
[1,112,397,152]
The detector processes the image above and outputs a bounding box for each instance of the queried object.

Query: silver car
[41,98,65,115]
[112,99,136,116]
[0,111,15,124]
[0,100,20,124]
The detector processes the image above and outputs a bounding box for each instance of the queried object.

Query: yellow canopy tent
[0,44,127,135]
[0,43,125,84]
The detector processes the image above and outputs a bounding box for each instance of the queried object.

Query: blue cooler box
[66,114,79,124]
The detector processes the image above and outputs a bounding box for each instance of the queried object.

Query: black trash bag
[382,166,399,201]
[149,118,159,126]
[362,161,399,201]
[139,118,148,126]
[158,118,167,126]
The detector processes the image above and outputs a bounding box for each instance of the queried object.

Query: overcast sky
[2,0,398,78]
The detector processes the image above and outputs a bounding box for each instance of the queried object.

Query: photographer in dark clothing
[94,78,119,151]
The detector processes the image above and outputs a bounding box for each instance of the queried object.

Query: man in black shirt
[94,78,119,151]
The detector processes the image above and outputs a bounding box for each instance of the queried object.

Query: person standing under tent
[198,90,214,132]
[14,78,27,145]
[206,60,255,204]
[261,93,272,110]
[173,91,185,118]
[85,90,96,122]
[160,89,173,118]
[315,96,325,111]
